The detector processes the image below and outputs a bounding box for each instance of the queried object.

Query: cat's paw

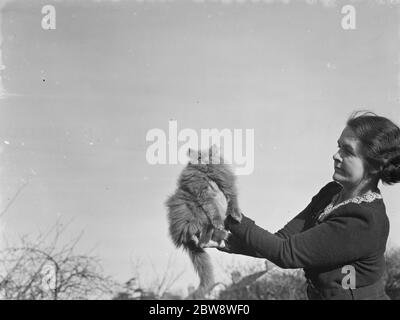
[229,209,243,223]
[201,240,220,248]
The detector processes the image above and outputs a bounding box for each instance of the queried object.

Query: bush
[216,248,400,300]
[384,248,400,300]
[217,264,307,300]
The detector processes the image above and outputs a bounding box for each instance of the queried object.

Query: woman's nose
[333,150,342,162]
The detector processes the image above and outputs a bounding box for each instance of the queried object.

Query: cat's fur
[165,145,242,299]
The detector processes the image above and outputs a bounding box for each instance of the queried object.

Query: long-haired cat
[165,145,242,299]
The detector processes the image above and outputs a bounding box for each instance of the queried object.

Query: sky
[1,0,400,295]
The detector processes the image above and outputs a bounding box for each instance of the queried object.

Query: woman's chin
[332,172,344,183]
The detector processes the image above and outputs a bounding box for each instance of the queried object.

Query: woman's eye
[337,146,347,156]
[343,148,353,156]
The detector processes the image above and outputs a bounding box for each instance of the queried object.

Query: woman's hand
[208,180,228,217]
[201,232,247,255]
[202,231,232,251]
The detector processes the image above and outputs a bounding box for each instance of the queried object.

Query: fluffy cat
[165,145,242,299]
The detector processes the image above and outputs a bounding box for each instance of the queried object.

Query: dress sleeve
[274,200,314,239]
[225,206,376,269]
[274,181,340,239]
[219,182,340,258]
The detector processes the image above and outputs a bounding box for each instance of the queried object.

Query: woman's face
[332,126,369,188]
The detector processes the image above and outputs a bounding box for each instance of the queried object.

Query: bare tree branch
[0,220,118,300]
[0,180,28,218]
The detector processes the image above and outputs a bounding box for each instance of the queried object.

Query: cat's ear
[187,148,199,164]
[209,144,220,164]
[209,144,220,156]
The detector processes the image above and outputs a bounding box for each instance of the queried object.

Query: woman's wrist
[224,214,240,231]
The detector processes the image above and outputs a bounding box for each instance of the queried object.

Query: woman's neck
[338,180,378,203]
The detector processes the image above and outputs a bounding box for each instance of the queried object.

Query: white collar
[318,190,382,222]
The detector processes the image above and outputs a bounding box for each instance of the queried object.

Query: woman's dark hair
[347,111,400,185]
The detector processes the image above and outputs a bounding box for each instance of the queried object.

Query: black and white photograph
[0,0,400,304]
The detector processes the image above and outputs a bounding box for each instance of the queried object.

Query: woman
[208,112,400,300]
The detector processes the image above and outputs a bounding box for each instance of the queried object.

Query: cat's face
[187,145,221,165]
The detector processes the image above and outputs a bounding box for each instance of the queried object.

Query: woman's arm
[218,199,315,257]
[273,201,314,240]
[216,199,315,257]
[225,206,376,269]
[274,182,340,239]
[210,181,340,258]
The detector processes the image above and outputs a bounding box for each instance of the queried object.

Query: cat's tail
[187,243,214,299]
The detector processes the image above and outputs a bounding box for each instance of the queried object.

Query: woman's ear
[365,163,381,183]
[368,162,382,176]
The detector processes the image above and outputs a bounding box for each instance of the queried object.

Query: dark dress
[223,181,390,300]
